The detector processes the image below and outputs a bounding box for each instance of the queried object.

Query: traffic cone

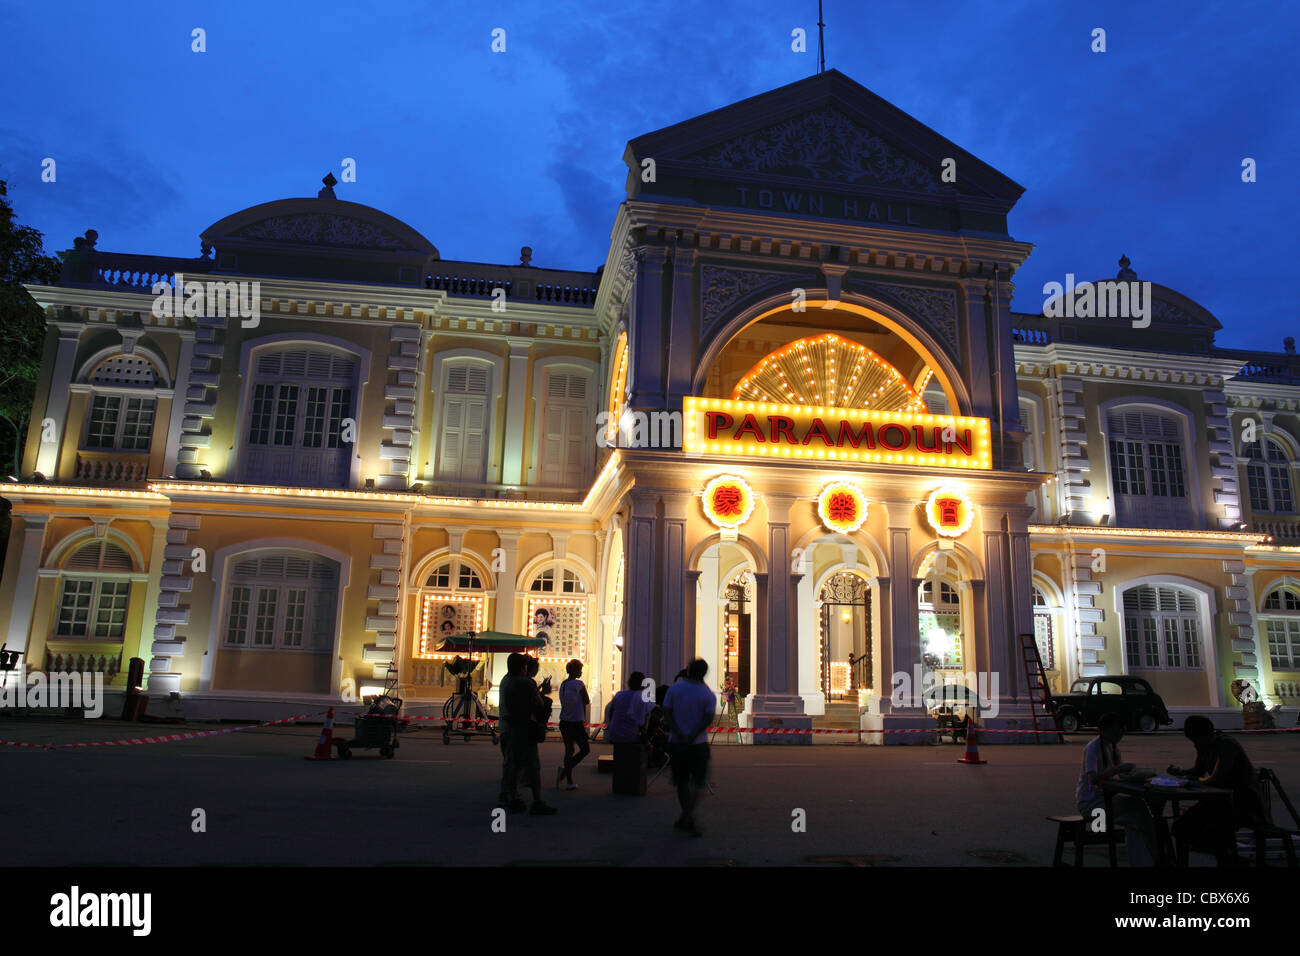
[304,707,339,761]
[957,717,986,765]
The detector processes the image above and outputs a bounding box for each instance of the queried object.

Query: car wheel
[1059,712,1080,733]
[1138,713,1157,734]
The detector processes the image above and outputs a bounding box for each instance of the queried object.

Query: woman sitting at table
[1076,712,1159,866]
[1167,715,1267,866]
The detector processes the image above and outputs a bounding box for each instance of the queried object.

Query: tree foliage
[0,179,62,475]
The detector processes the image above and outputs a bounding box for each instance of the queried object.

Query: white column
[493,532,520,632]
[698,550,720,687]
[499,339,531,487]
[162,332,196,476]
[3,514,49,657]
[35,327,82,477]
[797,568,824,714]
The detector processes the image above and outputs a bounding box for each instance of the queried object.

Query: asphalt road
[2,717,1296,866]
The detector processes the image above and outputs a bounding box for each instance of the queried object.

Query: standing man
[496,653,525,813]
[557,659,591,789]
[662,658,717,836]
[508,656,558,815]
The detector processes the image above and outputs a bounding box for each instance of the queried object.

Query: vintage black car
[1050,676,1173,733]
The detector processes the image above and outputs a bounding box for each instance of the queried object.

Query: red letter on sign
[706,412,733,440]
[803,418,835,446]
[734,414,766,442]
[768,416,797,445]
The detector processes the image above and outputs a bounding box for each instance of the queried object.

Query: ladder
[1018,633,1063,743]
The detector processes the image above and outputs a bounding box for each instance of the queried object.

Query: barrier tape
[400,713,1300,737]
[3,709,1297,749]
[0,710,327,750]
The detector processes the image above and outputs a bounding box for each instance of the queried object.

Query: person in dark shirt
[496,653,525,812]
[1168,715,1266,865]
[506,656,556,816]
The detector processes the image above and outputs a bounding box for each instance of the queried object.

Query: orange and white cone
[304,707,339,761]
[957,717,986,765]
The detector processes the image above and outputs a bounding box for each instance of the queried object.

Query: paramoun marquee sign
[683,397,992,470]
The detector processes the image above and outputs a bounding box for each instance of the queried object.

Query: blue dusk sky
[1,0,1295,351]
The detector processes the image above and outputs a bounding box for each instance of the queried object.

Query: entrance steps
[813,701,861,730]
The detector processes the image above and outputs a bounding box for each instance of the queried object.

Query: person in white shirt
[556,659,591,790]
[1076,711,1157,866]
[662,658,717,836]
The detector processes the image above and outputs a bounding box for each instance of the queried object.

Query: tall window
[1243,438,1295,514]
[82,354,159,452]
[243,349,357,487]
[55,539,134,640]
[538,371,590,488]
[1122,585,1202,670]
[223,553,338,651]
[1107,410,1192,528]
[1262,588,1300,671]
[918,578,962,669]
[420,558,486,658]
[1032,586,1055,669]
[436,363,490,484]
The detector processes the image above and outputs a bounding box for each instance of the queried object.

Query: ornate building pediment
[681,106,954,196]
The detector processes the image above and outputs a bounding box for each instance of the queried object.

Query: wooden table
[1100,778,1234,867]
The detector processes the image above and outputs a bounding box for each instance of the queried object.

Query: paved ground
[2,716,1296,866]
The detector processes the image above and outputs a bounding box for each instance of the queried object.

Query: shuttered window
[242,349,357,487]
[222,553,338,651]
[1262,588,1300,670]
[539,371,591,488]
[55,540,134,640]
[1243,438,1294,513]
[436,364,490,484]
[1122,585,1202,670]
[1107,411,1192,528]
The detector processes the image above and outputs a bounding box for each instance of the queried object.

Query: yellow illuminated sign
[683,398,992,469]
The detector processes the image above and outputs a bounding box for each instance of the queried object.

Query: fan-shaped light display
[732,332,928,412]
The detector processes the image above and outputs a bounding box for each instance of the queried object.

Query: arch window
[418,558,486,658]
[82,354,160,452]
[529,566,587,594]
[436,363,491,484]
[54,539,134,640]
[1243,438,1294,514]
[242,348,357,487]
[1107,410,1191,528]
[918,578,963,669]
[1032,587,1055,669]
[1122,585,1202,670]
[538,371,591,488]
[222,552,338,651]
[526,563,589,662]
[1262,588,1300,671]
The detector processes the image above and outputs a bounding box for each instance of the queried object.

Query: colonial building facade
[4,71,1297,730]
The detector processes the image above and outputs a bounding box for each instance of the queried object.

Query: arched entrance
[818,571,872,700]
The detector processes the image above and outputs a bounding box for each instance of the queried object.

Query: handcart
[435,630,547,744]
[336,663,408,759]
[924,681,980,743]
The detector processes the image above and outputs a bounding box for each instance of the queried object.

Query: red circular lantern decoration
[817,481,868,533]
[702,474,756,529]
